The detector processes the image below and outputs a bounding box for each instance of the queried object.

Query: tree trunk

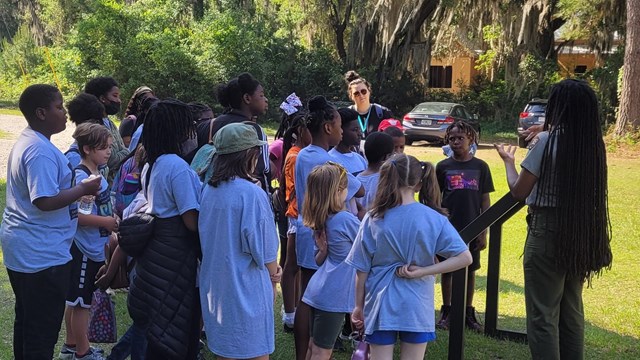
[348,0,439,82]
[193,0,205,20]
[615,0,640,136]
[329,0,352,62]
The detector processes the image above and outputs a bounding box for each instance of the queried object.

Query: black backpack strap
[372,103,384,119]
[65,148,80,156]
[74,164,92,177]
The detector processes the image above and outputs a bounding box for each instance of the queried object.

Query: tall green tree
[615,0,640,135]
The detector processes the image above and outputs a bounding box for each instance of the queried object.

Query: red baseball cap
[378,118,404,131]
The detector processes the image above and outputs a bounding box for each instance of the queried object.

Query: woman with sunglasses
[345,70,393,137]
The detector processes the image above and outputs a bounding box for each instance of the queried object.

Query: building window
[574,65,587,74]
[429,66,453,88]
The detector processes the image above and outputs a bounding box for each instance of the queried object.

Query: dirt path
[0,114,76,179]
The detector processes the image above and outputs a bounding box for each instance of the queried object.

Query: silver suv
[518,99,547,148]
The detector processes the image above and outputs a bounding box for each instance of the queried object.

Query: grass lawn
[0,141,638,359]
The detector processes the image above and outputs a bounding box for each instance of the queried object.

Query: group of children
[2,70,506,360]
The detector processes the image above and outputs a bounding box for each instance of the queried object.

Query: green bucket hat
[213,122,267,155]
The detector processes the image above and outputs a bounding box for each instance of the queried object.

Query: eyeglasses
[352,89,368,97]
[327,161,347,180]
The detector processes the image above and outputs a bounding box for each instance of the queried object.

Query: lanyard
[357,107,372,133]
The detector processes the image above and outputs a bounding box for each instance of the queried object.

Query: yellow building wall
[430,53,598,92]
[430,56,476,92]
[557,53,598,76]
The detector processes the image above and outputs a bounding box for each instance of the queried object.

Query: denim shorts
[366,330,436,345]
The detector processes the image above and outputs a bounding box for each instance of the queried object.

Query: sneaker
[465,306,483,332]
[60,345,104,360]
[73,348,105,360]
[196,339,207,360]
[283,323,294,333]
[436,305,451,330]
[58,344,75,360]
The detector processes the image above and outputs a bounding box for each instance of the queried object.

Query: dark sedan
[402,102,480,145]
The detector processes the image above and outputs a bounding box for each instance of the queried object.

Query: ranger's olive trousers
[524,209,584,360]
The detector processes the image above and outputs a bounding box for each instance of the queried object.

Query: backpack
[111,156,142,219]
[350,103,384,119]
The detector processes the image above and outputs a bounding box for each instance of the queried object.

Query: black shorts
[308,307,346,349]
[437,248,480,272]
[66,243,102,308]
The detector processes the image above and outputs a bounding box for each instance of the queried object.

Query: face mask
[104,101,121,115]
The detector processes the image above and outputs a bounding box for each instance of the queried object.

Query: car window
[413,103,453,113]
[452,107,465,118]
[464,108,473,120]
[526,104,546,113]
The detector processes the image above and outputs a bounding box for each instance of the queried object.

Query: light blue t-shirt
[65,142,82,169]
[129,124,143,152]
[198,178,278,358]
[142,154,201,218]
[295,145,362,269]
[302,211,359,313]
[1,127,79,273]
[328,148,368,175]
[346,202,468,335]
[74,167,111,262]
[520,131,558,207]
[356,172,380,211]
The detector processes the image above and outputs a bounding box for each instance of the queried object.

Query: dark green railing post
[447,192,527,359]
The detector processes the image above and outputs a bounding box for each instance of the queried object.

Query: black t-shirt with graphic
[436,157,494,231]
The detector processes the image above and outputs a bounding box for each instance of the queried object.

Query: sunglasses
[352,89,368,97]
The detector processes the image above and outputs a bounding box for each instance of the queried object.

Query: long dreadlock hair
[188,102,213,121]
[142,99,196,166]
[536,79,612,284]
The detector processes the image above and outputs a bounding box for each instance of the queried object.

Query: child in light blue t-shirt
[300,163,360,359]
[198,123,280,359]
[63,122,118,360]
[346,153,473,359]
[293,96,364,360]
[1,84,102,360]
[328,108,368,175]
[356,132,394,212]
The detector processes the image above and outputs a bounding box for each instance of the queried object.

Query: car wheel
[518,136,527,148]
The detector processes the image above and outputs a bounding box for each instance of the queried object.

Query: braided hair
[444,120,478,145]
[188,102,213,121]
[142,99,196,166]
[535,79,612,284]
[306,95,337,136]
